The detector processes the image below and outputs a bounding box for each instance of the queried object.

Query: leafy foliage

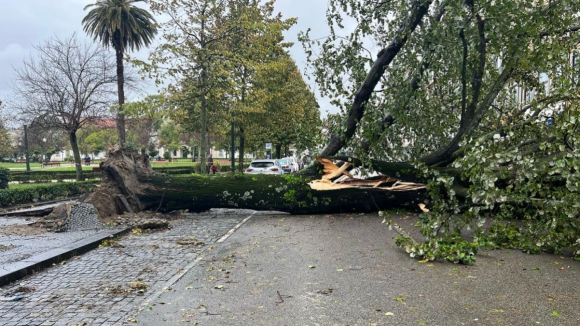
[83,0,158,147]
[0,181,98,207]
[303,0,580,262]
[0,168,10,189]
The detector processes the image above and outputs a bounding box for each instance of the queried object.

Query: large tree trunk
[84,149,425,218]
[115,47,126,148]
[69,130,84,181]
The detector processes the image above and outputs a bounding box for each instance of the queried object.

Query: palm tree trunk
[69,131,84,181]
[115,48,126,147]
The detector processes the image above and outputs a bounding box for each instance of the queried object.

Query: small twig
[276,290,285,304]
[202,310,221,316]
[275,291,292,304]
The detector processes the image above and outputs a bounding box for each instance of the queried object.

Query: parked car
[278,158,295,174]
[245,159,284,175]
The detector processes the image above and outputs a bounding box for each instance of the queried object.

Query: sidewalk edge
[0,227,132,287]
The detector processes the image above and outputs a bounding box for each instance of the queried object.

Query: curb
[0,227,132,287]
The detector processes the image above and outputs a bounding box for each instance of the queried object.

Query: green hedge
[9,164,252,183]
[0,167,10,189]
[0,180,99,207]
[152,166,195,174]
[10,171,102,182]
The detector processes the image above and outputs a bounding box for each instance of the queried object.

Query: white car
[245,159,284,175]
[278,158,295,174]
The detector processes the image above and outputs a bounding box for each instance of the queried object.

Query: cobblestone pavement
[0,209,255,326]
[0,216,120,265]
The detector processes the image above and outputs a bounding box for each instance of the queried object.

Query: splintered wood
[309,157,425,192]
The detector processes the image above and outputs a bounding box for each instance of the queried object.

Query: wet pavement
[0,210,578,326]
[0,217,119,266]
[0,209,256,326]
[135,213,580,326]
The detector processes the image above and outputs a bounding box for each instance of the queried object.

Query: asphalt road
[134,212,580,326]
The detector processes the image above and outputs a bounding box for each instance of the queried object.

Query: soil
[0,224,48,236]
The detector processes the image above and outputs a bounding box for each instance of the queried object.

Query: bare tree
[10,33,117,180]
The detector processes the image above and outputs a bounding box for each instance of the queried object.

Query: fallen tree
[84,150,426,216]
[79,0,580,262]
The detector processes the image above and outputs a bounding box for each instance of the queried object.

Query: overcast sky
[0,0,336,120]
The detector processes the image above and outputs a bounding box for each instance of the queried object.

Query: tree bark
[320,0,433,158]
[69,130,84,181]
[115,47,126,148]
[85,149,425,218]
[238,127,245,172]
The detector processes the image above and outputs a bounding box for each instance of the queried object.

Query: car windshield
[251,161,275,168]
[279,159,289,165]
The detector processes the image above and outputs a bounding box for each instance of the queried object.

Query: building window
[539,73,549,95]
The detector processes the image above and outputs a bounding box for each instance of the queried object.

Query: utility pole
[24,125,30,172]
[230,113,235,173]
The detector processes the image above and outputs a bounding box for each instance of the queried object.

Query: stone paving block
[0,213,249,325]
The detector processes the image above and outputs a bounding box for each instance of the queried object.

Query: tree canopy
[144,0,318,169]
[11,34,118,180]
[83,0,158,147]
[299,0,580,262]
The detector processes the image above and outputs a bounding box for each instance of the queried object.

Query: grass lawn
[0,158,239,171]
[0,163,99,172]
[8,179,101,189]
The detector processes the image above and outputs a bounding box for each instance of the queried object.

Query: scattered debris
[0,244,14,252]
[5,286,36,296]
[128,281,148,291]
[176,238,205,246]
[316,288,334,295]
[103,281,149,297]
[107,212,172,231]
[0,295,23,301]
[275,290,292,304]
[100,239,124,248]
[309,157,425,191]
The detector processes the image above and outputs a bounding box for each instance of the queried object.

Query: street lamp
[24,125,30,172]
[42,138,47,164]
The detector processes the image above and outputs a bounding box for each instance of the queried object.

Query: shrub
[163,151,171,160]
[0,180,98,207]
[0,168,10,189]
[193,162,201,174]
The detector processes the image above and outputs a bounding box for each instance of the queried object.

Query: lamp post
[42,137,47,164]
[24,125,30,172]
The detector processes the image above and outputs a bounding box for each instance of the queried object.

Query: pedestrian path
[0,210,253,326]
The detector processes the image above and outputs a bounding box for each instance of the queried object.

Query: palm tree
[82,0,157,148]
